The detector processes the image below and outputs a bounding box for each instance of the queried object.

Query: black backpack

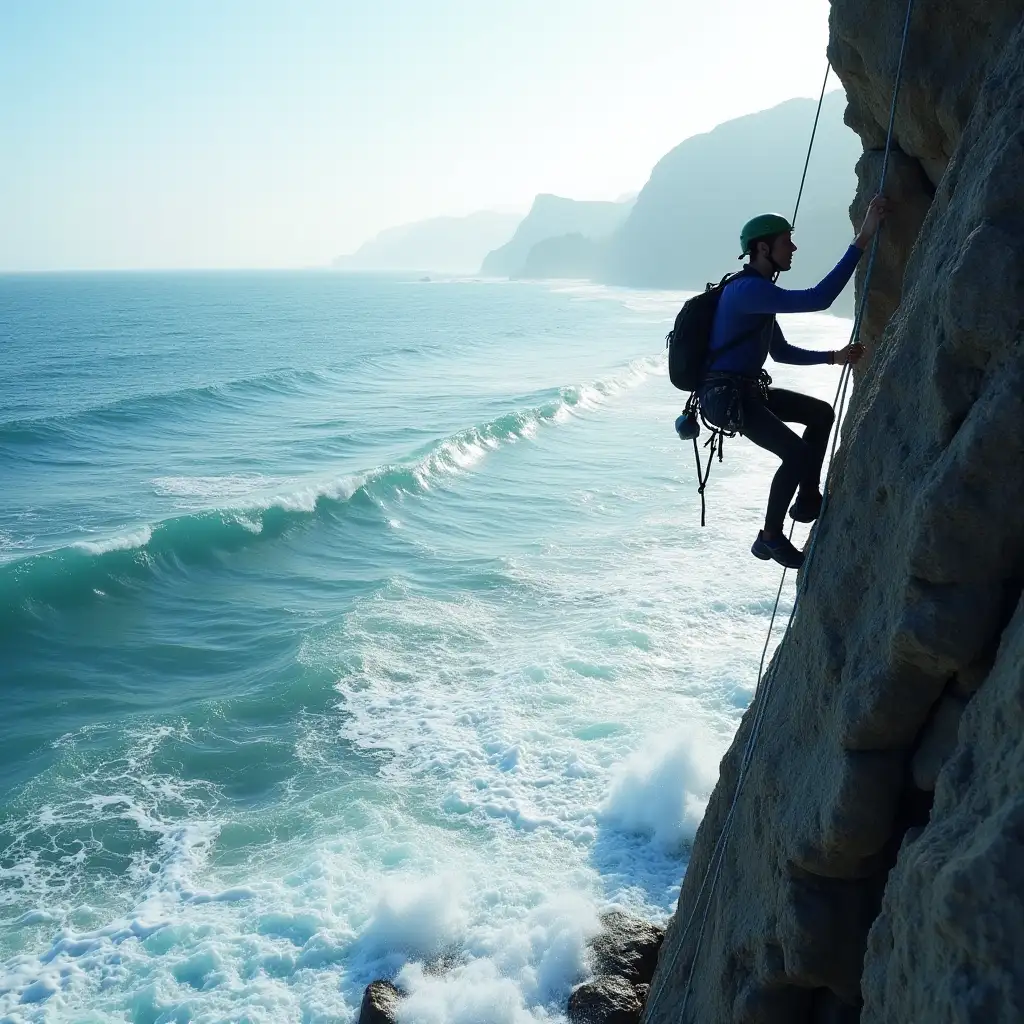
[666,269,753,391]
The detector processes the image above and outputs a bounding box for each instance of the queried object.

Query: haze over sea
[0,271,849,1021]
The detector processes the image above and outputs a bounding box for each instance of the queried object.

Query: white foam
[360,875,468,962]
[235,513,263,534]
[396,959,534,1024]
[601,732,717,851]
[72,525,153,556]
[152,474,277,506]
[0,527,30,553]
[429,436,490,474]
[387,892,600,1023]
[264,473,364,513]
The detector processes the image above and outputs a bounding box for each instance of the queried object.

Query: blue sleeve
[730,245,863,315]
[768,322,832,365]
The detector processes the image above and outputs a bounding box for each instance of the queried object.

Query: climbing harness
[679,353,773,526]
[691,417,720,530]
[682,393,728,529]
[648,0,918,1017]
[684,368,773,525]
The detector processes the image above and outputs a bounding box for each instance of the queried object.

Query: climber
[698,195,888,569]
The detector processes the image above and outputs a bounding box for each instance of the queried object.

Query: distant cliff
[601,91,860,299]
[515,233,602,280]
[479,194,630,278]
[492,96,862,314]
[644,2,1024,1023]
[334,210,522,273]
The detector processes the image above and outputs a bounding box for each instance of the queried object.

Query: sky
[0,0,836,271]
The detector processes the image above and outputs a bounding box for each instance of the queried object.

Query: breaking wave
[0,355,664,617]
[0,367,344,448]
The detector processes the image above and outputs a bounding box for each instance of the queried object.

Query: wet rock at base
[358,979,401,1024]
[911,696,967,791]
[568,974,643,1024]
[590,910,665,985]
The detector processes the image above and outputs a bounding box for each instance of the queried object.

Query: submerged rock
[358,980,401,1024]
[568,974,643,1024]
[591,911,665,985]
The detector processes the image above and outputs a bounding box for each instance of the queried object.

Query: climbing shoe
[751,531,805,569]
[789,490,823,523]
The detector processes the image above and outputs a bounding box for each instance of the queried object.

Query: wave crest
[1,355,664,617]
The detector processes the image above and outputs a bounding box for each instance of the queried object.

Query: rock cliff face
[644,2,1024,1022]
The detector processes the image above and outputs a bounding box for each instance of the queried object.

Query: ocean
[0,271,850,1022]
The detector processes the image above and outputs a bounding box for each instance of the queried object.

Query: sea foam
[601,732,717,851]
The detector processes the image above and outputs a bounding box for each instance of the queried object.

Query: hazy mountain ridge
[600,91,860,301]
[479,194,632,278]
[515,232,602,280]
[333,210,523,273]
[477,93,861,313]
[336,95,862,313]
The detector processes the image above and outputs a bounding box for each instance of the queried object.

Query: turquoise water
[0,271,849,1021]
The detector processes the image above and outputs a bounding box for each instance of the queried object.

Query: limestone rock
[949,660,990,699]
[642,4,1024,1023]
[591,911,665,985]
[828,0,1022,184]
[569,975,643,1024]
[862,598,1024,1023]
[911,696,966,791]
[849,147,933,356]
[358,980,401,1024]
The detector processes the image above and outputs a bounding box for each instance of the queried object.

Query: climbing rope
[791,62,834,229]
[647,2,917,1019]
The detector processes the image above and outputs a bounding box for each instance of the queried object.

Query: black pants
[700,380,834,535]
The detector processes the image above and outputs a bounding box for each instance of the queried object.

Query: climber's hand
[855,195,889,248]
[834,342,865,365]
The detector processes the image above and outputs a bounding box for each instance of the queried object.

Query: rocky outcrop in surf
[358,979,402,1023]
[567,911,665,1024]
[644,1,1024,1021]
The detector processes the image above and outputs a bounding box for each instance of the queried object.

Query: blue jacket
[704,244,863,377]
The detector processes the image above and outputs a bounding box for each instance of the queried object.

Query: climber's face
[769,232,797,271]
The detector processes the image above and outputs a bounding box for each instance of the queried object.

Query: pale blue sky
[0,0,835,271]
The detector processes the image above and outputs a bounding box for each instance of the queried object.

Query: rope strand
[792,63,832,227]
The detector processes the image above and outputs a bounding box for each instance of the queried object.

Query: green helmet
[740,213,793,256]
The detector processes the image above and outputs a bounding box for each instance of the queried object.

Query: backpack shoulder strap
[703,268,771,367]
